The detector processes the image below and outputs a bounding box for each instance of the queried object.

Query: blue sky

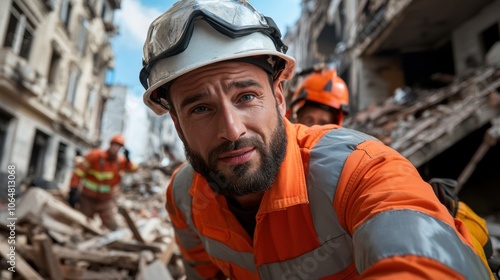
[111,0,302,97]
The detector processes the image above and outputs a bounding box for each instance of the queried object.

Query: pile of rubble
[0,165,184,280]
[345,66,500,164]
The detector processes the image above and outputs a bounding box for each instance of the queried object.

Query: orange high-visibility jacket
[166,120,491,279]
[70,149,138,200]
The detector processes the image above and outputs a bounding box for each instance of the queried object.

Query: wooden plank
[119,206,145,243]
[10,187,103,235]
[80,269,125,279]
[33,234,63,280]
[0,237,44,280]
[107,240,166,253]
[18,243,140,270]
[60,264,85,280]
[139,218,162,243]
[157,237,176,265]
[77,227,132,250]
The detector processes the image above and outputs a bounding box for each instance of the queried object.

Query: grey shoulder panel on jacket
[171,164,195,208]
[308,127,378,201]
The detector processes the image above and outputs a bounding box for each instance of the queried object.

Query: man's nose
[216,105,247,142]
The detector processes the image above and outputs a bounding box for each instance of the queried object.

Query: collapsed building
[285,0,500,217]
[0,0,121,193]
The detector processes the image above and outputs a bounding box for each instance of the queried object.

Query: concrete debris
[0,163,185,280]
[344,66,500,168]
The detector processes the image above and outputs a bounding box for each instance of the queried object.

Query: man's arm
[334,139,492,279]
[120,149,139,173]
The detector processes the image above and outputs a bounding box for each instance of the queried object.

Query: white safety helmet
[140,0,296,115]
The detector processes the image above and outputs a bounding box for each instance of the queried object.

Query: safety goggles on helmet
[140,0,288,90]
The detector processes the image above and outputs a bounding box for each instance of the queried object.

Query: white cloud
[115,0,162,49]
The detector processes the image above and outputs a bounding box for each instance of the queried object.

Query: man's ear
[273,80,286,117]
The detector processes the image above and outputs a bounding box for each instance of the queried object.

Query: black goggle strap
[151,85,171,110]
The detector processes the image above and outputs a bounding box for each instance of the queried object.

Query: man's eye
[240,94,255,102]
[191,106,208,114]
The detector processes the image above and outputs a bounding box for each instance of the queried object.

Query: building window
[28,130,49,178]
[101,0,114,23]
[54,142,67,183]
[87,88,97,112]
[0,112,12,164]
[480,23,500,56]
[59,0,73,28]
[47,48,61,86]
[66,66,81,106]
[3,2,35,59]
[77,18,90,54]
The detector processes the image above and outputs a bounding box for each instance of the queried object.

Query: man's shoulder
[85,149,106,161]
[170,163,194,188]
[294,123,378,150]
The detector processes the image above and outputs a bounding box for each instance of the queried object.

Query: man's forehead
[172,61,268,87]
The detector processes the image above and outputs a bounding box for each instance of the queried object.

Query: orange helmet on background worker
[290,68,349,126]
[110,134,125,146]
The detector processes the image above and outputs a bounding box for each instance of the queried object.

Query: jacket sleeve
[334,139,492,280]
[166,165,223,280]
[69,152,93,188]
[119,156,139,173]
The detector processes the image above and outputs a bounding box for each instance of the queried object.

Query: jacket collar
[257,119,308,214]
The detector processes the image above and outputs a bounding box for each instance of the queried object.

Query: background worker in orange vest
[139,0,492,279]
[68,134,139,230]
[289,68,349,126]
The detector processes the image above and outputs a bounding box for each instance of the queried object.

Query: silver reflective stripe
[309,128,377,200]
[172,165,257,274]
[199,236,256,273]
[183,264,206,280]
[259,128,374,279]
[175,227,201,249]
[172,165,195,227]
[353,209,491,279]
[306,129,375,271]
[258,238,350,280]
[171,165,206,280]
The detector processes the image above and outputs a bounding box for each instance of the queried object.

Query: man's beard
[184,116,287,197]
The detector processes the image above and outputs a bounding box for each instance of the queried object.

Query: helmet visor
[140,0,287,89]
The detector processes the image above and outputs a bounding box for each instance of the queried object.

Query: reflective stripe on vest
[353,209,491,279]
[258,128,373,279]
[74,168,86,177]
[172,165,210,280]
[172,165,257,274]
[82,179,112,193]
[88,169,115,181]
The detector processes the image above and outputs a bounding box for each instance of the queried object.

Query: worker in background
[139,0,492,279]
[67,134,139,230]
[289,68,349,126]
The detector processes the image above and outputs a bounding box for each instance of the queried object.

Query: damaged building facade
[285,0,500,214]
[0,0,121,192]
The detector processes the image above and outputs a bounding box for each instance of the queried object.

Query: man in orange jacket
[68,135,139,230]
[138,0,492,279]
